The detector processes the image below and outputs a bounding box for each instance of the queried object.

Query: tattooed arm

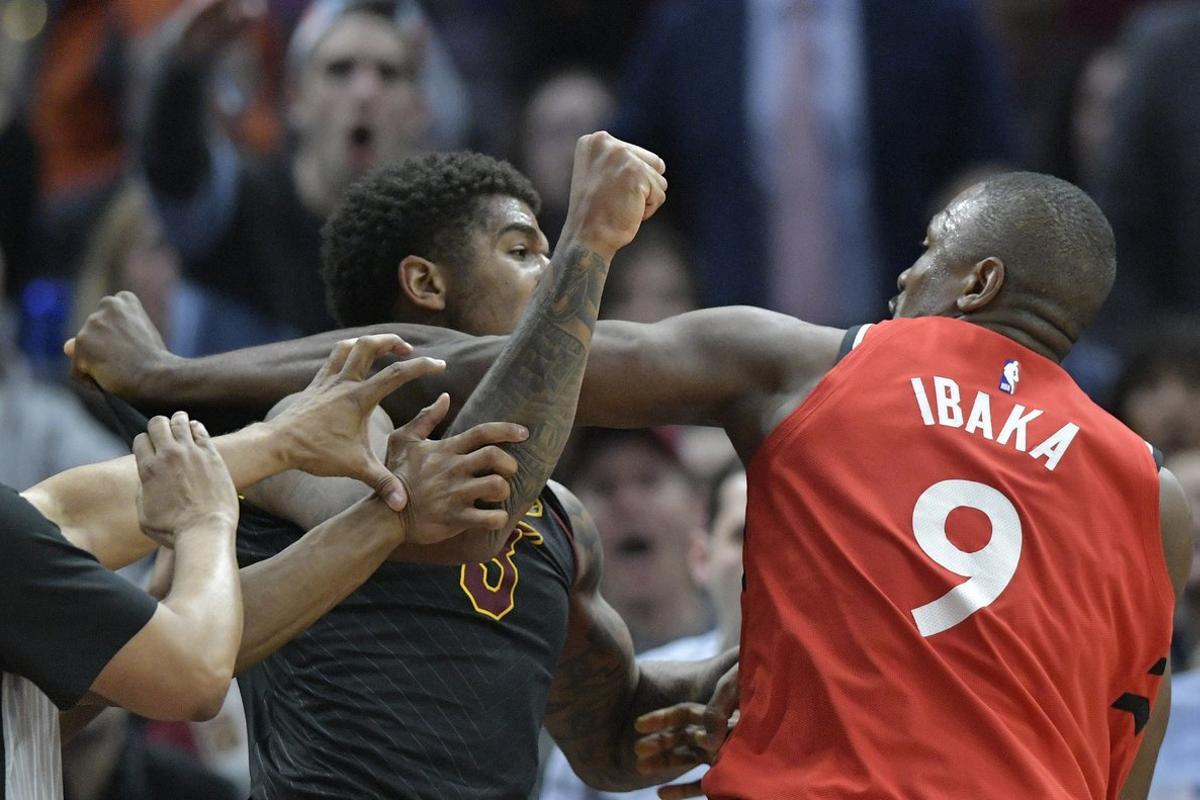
[441,132,667,534]
[544,484,738,791]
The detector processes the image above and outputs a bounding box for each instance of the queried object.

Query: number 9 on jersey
[910,479,1023,637]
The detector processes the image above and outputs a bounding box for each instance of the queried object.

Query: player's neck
[968,312,1070,364]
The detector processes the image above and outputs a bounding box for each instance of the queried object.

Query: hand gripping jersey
[703,317,1174,800]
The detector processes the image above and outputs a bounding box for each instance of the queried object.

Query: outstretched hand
[633,663,739,799]
[268,334,449,512]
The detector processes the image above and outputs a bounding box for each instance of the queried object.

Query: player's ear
[958,257,1004,313]
[398,255,448,313]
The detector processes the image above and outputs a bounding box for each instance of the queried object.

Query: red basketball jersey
[703,317,1174,800]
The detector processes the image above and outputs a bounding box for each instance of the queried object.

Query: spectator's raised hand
[171,0,264,65]
[134,412,238,547]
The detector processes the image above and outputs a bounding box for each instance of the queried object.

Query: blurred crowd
[2,0,1199,797]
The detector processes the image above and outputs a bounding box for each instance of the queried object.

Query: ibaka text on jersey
[909,376,1079,472]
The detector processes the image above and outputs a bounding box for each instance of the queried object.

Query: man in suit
[615,0,1018,323]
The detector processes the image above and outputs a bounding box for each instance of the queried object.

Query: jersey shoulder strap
[835,323,875,365]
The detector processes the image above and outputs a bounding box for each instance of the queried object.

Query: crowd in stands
[2,0,1198,797]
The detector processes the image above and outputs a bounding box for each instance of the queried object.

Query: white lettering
[1029,423,1079,471]
[996,404,1043,451]
[964,391,994,440]
[911,378,935,426]
[910,376,1080,473]
[934,377,963,428]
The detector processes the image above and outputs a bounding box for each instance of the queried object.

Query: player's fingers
[701,663,739,749]
[456,507,510,531]
[132,432,154,473]
[444,421,529,454]
[392,394,450,445]
[623,141,666,174]
[635,745,706,775]
[190,419,212,445]
[658,779,706,800]
[461,474,511,506]
[63,337,76,360]
[360,456,408,514]
[459,445,519,480]
[635,703,707,734]
[340,333,414,381]
[643,171,668,221]
[362,357,446,407]
[315,338,355,384]
[146,415,172,450]
[170,411,195,445]
[633,728,696,759]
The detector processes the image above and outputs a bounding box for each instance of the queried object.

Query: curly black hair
[321,151,541,326]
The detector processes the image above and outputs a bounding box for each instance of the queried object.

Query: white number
[910,479,1022,637]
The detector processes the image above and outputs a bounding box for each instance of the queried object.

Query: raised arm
[442,132,667,530]
[544,484,737,791]
[140,0,257,260]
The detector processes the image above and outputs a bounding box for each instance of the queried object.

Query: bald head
[947,172,1116,338]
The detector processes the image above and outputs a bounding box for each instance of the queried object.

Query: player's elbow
[173,662,232,721]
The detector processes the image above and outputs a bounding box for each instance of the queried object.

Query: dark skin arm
[1119,466,1193,800]
[544,483,738,791]
[69,302,844,461]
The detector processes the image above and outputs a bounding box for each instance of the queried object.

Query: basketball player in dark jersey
[72,165,1190,796]
[72,134,737,799]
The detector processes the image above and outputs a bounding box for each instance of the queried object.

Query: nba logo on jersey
[999,359,1020,395]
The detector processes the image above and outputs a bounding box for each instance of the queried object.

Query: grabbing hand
[134,412,238,547]
[633,663,740,800]
[268,334,452,512]
[171,0,264,64]
[385,394,529,546]
[562,131,667,261]
[66,292,174,403]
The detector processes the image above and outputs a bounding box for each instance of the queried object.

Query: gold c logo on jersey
[459,501,545,621]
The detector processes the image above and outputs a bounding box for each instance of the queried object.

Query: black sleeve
[0,486,157,709]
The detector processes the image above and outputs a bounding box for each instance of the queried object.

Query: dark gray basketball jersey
[236,490,576,799]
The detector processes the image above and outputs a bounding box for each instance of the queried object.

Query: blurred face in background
[1071,46,1127,189]
[291,11,427,202]
[521,71,614,219]
[574,434,707,651]
[603,226,697,323]
[1121,373,1200,457]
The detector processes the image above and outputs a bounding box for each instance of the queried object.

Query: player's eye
[326,59,354,79]
[510,247,528,259]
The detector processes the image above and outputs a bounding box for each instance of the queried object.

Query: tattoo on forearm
[446,245,608,521]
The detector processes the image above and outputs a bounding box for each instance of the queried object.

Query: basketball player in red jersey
[70,172,1191,799]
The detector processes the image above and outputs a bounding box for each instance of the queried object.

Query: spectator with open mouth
[140,0,456,342]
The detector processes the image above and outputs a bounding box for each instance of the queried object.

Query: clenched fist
[560,132,668,261]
